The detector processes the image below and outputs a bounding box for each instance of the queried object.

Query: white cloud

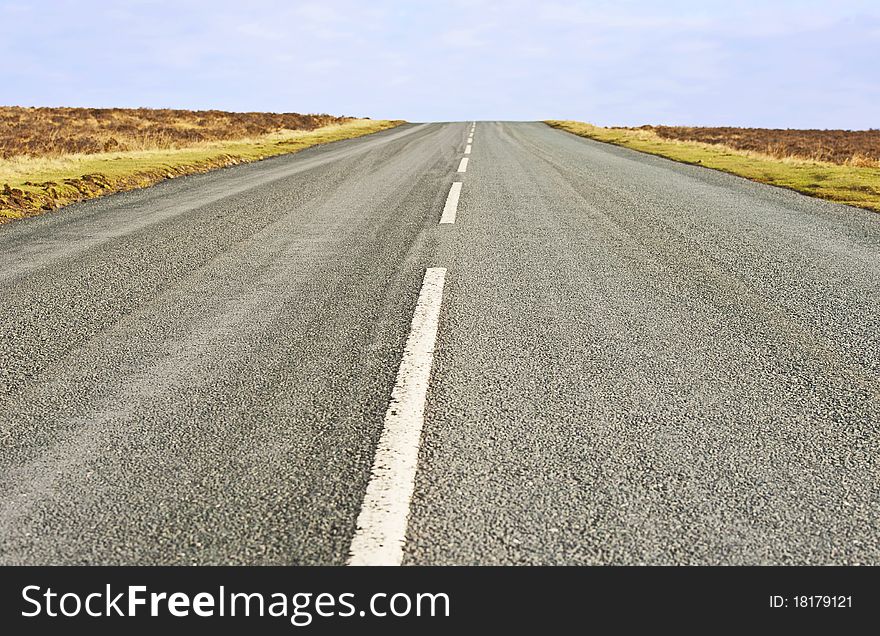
[1,0,877,126]
[438,28,487,49]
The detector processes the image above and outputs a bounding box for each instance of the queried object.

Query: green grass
[545,120,880,213]
[0,119,403,222]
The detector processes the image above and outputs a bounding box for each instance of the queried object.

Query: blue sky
[2,0,878,127]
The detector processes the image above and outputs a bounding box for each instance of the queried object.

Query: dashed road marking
[458,158,469,173]
[348,268,447,566]
[439,182,462,224]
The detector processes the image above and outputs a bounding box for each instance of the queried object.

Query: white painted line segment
[348,268,447,566]
[465,144,472,154]
[457,157,469,173]
[439,182,462,224]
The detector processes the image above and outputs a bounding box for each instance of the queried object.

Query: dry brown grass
[0,108,404,222]
[627,126,880,167]
[0,106,352,158]
[547,121,880,213]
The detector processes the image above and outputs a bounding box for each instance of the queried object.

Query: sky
[1,0,878,128]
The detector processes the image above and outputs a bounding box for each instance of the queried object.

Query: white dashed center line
[465,144,472,155]
[457,157,469,173]
[348,268,447,566]
[439,182,462,224]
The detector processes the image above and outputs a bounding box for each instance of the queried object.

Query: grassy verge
[545,120,880,213]
[0,118,403,222]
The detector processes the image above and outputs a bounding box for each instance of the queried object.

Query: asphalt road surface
[1,122,877,565]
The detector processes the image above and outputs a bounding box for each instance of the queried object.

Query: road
[0,122,878,565]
